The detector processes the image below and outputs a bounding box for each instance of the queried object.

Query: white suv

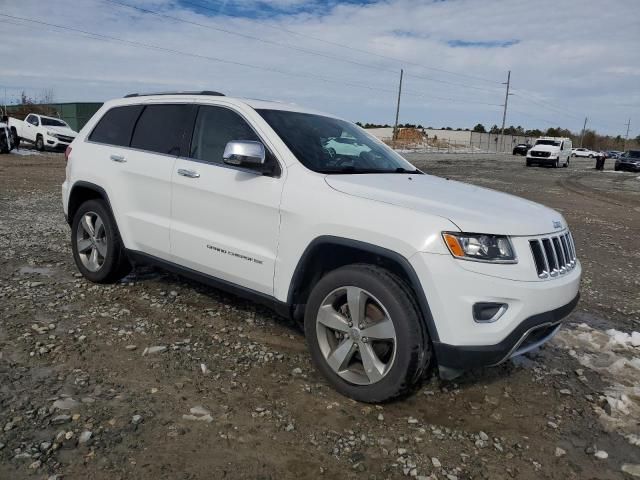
[62,92,581,402]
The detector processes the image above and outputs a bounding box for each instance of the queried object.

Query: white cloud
[0,0,639,135]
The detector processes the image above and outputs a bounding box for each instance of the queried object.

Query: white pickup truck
[9,113,78,151]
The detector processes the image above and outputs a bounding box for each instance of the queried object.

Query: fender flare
[287,235,440,342]
[67,181,114,223]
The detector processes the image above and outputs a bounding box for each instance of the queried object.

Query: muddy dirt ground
[1,149,639,480]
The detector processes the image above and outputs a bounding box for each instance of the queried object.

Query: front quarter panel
[273,164,456,301]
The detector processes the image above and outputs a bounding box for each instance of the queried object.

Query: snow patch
[554,323,640,442]
[10,148,42,156]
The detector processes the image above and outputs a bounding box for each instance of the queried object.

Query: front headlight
[442,232,517,263]
[47,131,58,138]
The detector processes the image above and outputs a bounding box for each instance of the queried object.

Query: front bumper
[434,293,579,375]
[527,155,556,164]
[46,136,73,150]
[409,248,581,377]
[616,162,640,172]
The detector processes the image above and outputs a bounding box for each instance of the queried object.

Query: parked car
[571,147,597,158]
[614,150,640,172]
[62,92,581,402]
[604,150,622,159]
[526,137,572,167]
[0,119,16,153]
[9,113,78,151]
[512,143,532,156]
[323,136,369,157]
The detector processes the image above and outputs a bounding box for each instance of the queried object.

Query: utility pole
[579,117,588,147]
[392,69,404,147]
[623,118,631,151]
[499,70,511,153]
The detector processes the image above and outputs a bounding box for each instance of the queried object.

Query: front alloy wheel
[316,286,397,385]
[305,264,430,402]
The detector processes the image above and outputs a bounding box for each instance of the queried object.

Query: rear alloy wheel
[35,134,44,151]
[71,199,131,283]
[305,264,430,402]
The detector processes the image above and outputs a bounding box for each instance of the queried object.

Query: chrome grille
[57,135,74,143]
[531,151,550,158]
[529,232,577,279]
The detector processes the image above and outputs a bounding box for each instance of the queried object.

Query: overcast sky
[1,0,639,136]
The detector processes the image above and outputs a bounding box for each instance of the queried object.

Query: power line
[178,0,503,86]
[104,0,403,77]
[510,90,583,120]
[0,13,498,109]
[106,0,502,97]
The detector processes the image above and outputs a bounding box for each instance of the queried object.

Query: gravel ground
[1,148,639,479]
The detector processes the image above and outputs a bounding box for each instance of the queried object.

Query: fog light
[473,302,508,323]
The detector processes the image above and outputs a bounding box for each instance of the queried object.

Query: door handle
[177,168,200,178]
[110,154,126,163]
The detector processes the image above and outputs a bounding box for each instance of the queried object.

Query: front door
[171,105,284,296]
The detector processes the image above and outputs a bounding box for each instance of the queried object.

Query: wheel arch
[67,181,113,226]
[287,235,439,342]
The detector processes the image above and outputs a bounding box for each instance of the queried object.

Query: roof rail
[124,90,225,98]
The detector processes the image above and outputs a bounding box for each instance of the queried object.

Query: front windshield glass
[41,117,67,127]
[257,109,419,174]
[535,139,560,146]
[623,150,640,158]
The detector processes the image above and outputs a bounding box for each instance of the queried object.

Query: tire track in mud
[557,172,640,210]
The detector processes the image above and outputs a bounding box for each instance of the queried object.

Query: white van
[526,137,572,168]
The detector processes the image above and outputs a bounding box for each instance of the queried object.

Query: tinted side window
[189,106,259,164]
[131,104,194,155]
[89,105,143,147]
[27,115,39,126]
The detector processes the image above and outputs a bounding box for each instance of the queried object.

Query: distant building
[4,102,103,131]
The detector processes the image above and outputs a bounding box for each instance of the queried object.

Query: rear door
[87,103,195,259]
[170,104,284,295]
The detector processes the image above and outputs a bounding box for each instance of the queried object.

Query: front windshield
[41,117,67,127]
[535,139,560,147]
[257,109,419,174]
[623,150,640,158]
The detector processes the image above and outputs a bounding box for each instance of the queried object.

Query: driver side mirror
[223,140,266,167]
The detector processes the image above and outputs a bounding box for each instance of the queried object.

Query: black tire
[614,166,619,171]
[71,199,131,283]
[588,154,593,158]
[35,134,44,151]
[304,264,430,403]
[564,158,569,168]
[554,159,559,168]
[526,160,532,167]
[11,129,19,149]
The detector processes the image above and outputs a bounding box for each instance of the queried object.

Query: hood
[45,125,77,136]
[325,173,565,236]
[530,144,559,153]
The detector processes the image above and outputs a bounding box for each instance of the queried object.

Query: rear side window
[130,104,194,155]
[89,105,143,146]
